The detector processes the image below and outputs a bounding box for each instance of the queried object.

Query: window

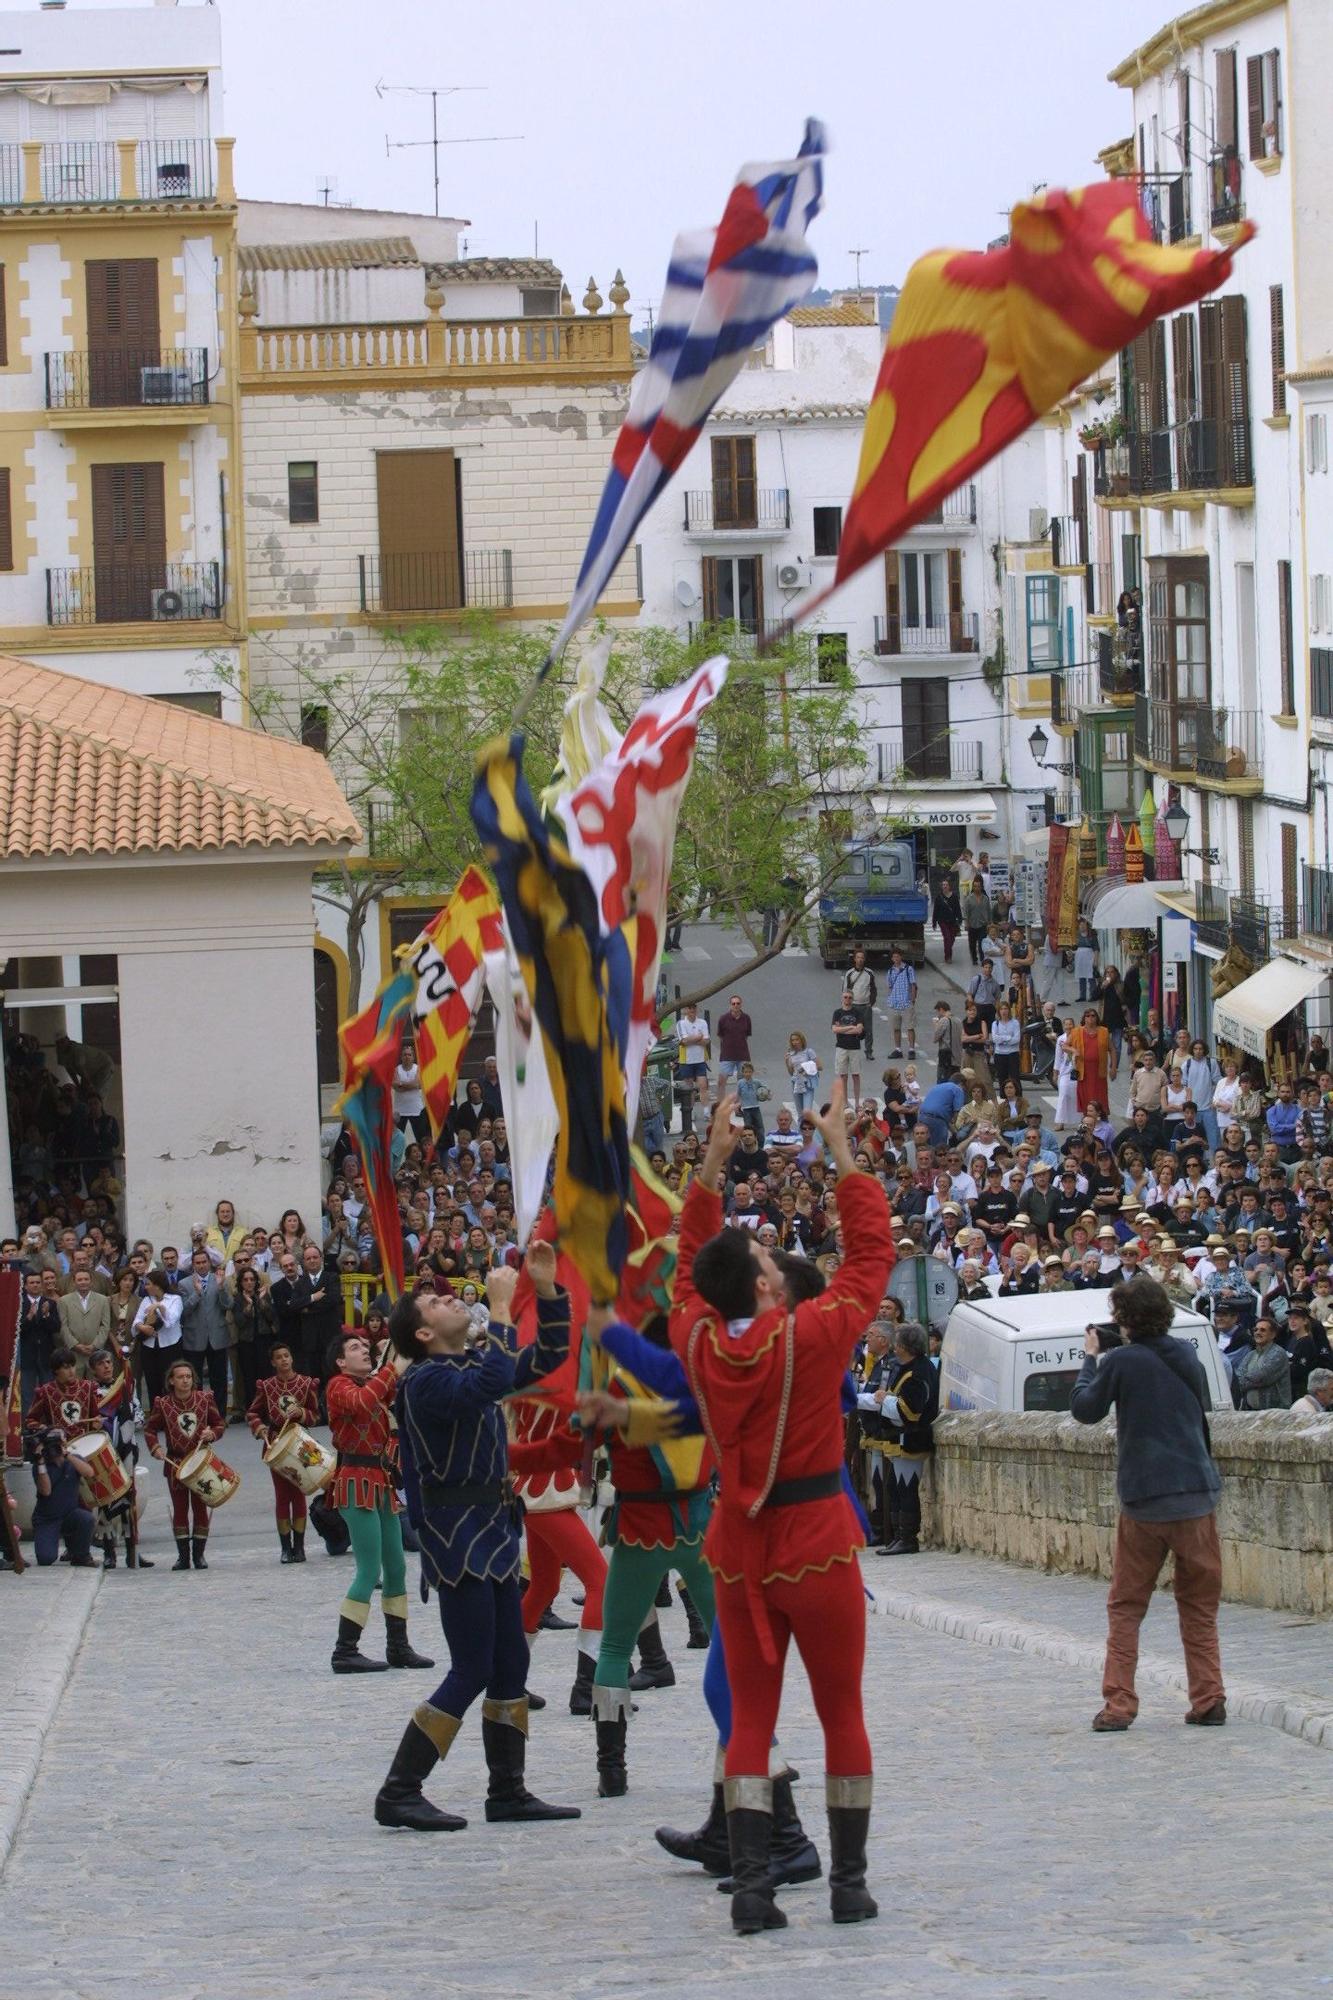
[0,466,11,572]
[900,676,949,779]
[1312,648,1333,722]
[1312,575,1333,637]
[1025,575,1061,668]
[1307,412,1328,474]
[1121,532,1141,595]
[85,259,160,408]
[1269,285,1286,415]
[1238,800,1256,900]
[153,690,221,718]
[710,436,757,529]
[1197,294,1251,485]
[1247,49,1282,160]
[816,632,847,683]
[288,460,318,524]
[1147,556,1210,765]
[376,448,460,611]
[520,287,560,317]
[700,554,763,630]
[1278,559,1295,715]
[812,506,842,558]
[300,704,330,754]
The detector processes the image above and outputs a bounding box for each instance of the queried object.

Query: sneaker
[1185,1700,1227,1727]
[1091,1707,1132,1732]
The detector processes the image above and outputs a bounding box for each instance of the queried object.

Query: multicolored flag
[548,119,826,661]
[550,654,728,1126]
[472,735,632,1304]
[335,958,415,1301]
[481,925,559,1246]
[405,866,504,1139]
[798,181,1254,616]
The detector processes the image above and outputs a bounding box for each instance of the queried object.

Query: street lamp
[1027,723,1075,775]
[1162,799,1219,865]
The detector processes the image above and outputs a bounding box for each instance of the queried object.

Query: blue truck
[818,840,929,968]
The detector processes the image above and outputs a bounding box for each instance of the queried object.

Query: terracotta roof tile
[425,256,563,286]
[0,656,361,863]
[240,237,420,274]
[788,300,878,327]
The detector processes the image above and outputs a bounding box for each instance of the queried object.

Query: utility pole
[377,81,522,219]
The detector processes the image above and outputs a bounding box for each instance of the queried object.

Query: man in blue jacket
[1070,1273,1226,1733]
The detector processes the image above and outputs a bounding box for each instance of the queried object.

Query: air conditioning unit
[141,364,197,405]
[152,585,213,621]
[776,560,812,591]
[1028,507,1049,542]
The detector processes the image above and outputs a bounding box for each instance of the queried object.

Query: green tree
[205,617,869,1011]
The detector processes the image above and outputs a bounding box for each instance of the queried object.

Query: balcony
[1096,628,1141,703]
[912,482,977,528]
[1100,421,1253,504]
[683,488,790,535]
[1209,148,1244,233]
[1229,895,1271,963]
[873,611,979,656]
[1049,515,1084,570]
[686,618,787,652]
[45,347,209,414]
[1134,692,1200,774]
[876,733,983,784]
[357,549,514,615]
[46,560,222,628]
[1195,706,1262,792]
[1086,557,1114,620]
[1195,882,1230,954]
[0,137,225,207]
[363,799,423,864]
[241,311,631,389]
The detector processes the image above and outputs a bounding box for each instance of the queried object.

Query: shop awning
[1213,955,1329,1058]
[882,790,996,829]
[1154,889,1197,919]
[1020,823,1052,854]
[1084,877,1185,928]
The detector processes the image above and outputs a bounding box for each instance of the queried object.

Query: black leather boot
[279,1530,294,1564]
[291,1527,307,1563]
[385,1613,435,1669]
[676,1580,709,1648]
[331,1611,389,1674]
[717,1772,822,1892]
[101,1536,117,1570]
[628,1616,676,1691]
[655,1760,730,1873]
[725,1780,786,1935]
[592,1684,629,1797]
[654,1572,672,1610]
[172,1538,191,1571]
[827,1778,878,1924]
[481,1697,581,1822]
[191,1536,208,1570]
[374,1707,467,1831]
[568,1648,596,1717]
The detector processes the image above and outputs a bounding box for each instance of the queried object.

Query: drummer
[88,1344,151,1570]
[246,1341,322,1565]
[144,1357,226,1573]
[24,1348,103,1442]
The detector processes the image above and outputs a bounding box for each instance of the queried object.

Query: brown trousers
[1102,1509,1225,1722]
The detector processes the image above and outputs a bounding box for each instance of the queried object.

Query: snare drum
[262,1421,336,1496]
[68,1431,132,1509]
[176,1442,241,1509]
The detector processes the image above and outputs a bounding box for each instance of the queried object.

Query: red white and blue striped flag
[550,118,827,660]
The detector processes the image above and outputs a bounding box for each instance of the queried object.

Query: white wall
[237,202,464,264]
[0,5,221,78]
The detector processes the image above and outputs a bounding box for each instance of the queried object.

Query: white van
[939,1291,1231,1416]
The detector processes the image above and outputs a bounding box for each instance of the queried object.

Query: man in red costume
[670,1082,893,1935]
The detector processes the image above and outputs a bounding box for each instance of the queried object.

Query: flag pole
[510,647,558,732]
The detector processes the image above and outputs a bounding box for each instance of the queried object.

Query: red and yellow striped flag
[412,867,505,1138]
[812,182,1254,601]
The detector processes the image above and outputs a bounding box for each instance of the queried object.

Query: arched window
[313,947,341,1089]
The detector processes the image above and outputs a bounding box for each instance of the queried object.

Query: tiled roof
[0,657,360,863]
[710,403,868,425]
[240,237,420,273]
[425,257,563,286]
[1285,356,1333,385]
[788,300,877,327]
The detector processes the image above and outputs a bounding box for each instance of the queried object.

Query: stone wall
[921,1411,1333,1615]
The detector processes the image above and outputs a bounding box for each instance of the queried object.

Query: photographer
[27,1428,97,1568]
[1070,1275,1225,1733]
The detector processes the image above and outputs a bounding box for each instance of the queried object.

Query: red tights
[522,1509,607,1634]
[269,1467,307,1530]
[717,1560,871,1778]
[167,1471,210,1537]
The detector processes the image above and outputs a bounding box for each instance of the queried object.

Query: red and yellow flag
[813,182,1253,601]
[410,867,504,1138]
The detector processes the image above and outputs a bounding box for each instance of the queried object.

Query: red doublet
[670,1174,893,1591]
[508,1397,582,1511]
[247,1374,321,1440]
[144,1389,225,1462]
[327,1364,399,1510]
[25,1379,103,1441]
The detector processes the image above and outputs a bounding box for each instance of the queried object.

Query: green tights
[594,1535,715,1688]
[342,1495,406,1613]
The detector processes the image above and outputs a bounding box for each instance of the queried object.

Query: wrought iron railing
[1049,514,1084,567]
[1097,628,1141,699]
[1229,894,1271,964]
[915,482,977,527]
[1195,706,1262,785]
[873,610,979,655]
[135,138,215,201]
[358,549,513,613]
[1195,882,1230,954]
[686,618,787,651]
[46,560,222,627]
[45,346,209,411]
[38,141,119,203]
[0,138,219,205]
[683,487,790,531]
[1134,692,1203,771]
[876,733,983,783]
[1209,148,1244,230]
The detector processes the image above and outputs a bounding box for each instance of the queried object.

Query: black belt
[422,1478,505,1508]
[340,1452,387,1470]
[763,1469,842,1509]
[614,1483,710,1503]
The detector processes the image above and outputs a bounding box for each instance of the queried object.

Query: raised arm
[807,1085,895,1354]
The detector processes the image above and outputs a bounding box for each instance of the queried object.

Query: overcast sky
[96,0,1170,320]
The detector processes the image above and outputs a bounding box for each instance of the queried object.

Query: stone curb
[866,1581,1333,1752]
[0,1570,102,1875]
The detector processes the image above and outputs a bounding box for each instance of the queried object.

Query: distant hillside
[803,283,900,331]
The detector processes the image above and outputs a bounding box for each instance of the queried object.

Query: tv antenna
[376,81,522,218]
[849,246,870,287]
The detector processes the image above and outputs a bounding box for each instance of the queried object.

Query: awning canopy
[1084,876,1185,928]
[1213,956,1329,1058]
[883,790,996,829]
[1154,888,1196,919]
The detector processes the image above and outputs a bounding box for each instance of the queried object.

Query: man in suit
[56,1267,113,1367]
[177,1246,232,1417]
[298,1240,343,1386]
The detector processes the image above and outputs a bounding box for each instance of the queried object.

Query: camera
[23,1426,64,1467]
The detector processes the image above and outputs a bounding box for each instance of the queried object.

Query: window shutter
[1219,294,1251,483]
[1216,48,1237,153]
[375,449,460,611]
[1269,284,1286,415]
[709,438,733,524]
[946,545,964,649]
[1277,558,1294,715]
[701,556,719,624]
[1198,301,1222,425]
[1281,822,1298,936]
[748,553,764,630]
[0,267,8,369]
[734,437,756,529]
[0,467,12,571]
[883,548,900,651]
[1246,53,1265,160]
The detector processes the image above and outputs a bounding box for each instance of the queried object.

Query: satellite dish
[887,1253,959,1332]
[674,576,699,609]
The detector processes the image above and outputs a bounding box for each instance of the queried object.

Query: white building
[637,295,1047,883]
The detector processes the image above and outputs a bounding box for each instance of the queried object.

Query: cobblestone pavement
[3,1427,1331,2000]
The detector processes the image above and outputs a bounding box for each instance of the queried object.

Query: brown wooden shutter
[710,436,756,528]
[1277,558,1294,714]
[86,259,160,406]
[0,467,12,571]
[375,449,459,611]
[747,554,764,630]
[902,677,949,778]
[1220,294,1251,483]
[1246,54,1265,160]
[91,462,166,620]
[946,545,966,650]
[1269,284,1286,415]
[883,549,900,652]
[0,267,8,369]
[1281,822,1298,936]
[701,556,719,623]
[1216,48,1237,153]
[1198,301,1222,424]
